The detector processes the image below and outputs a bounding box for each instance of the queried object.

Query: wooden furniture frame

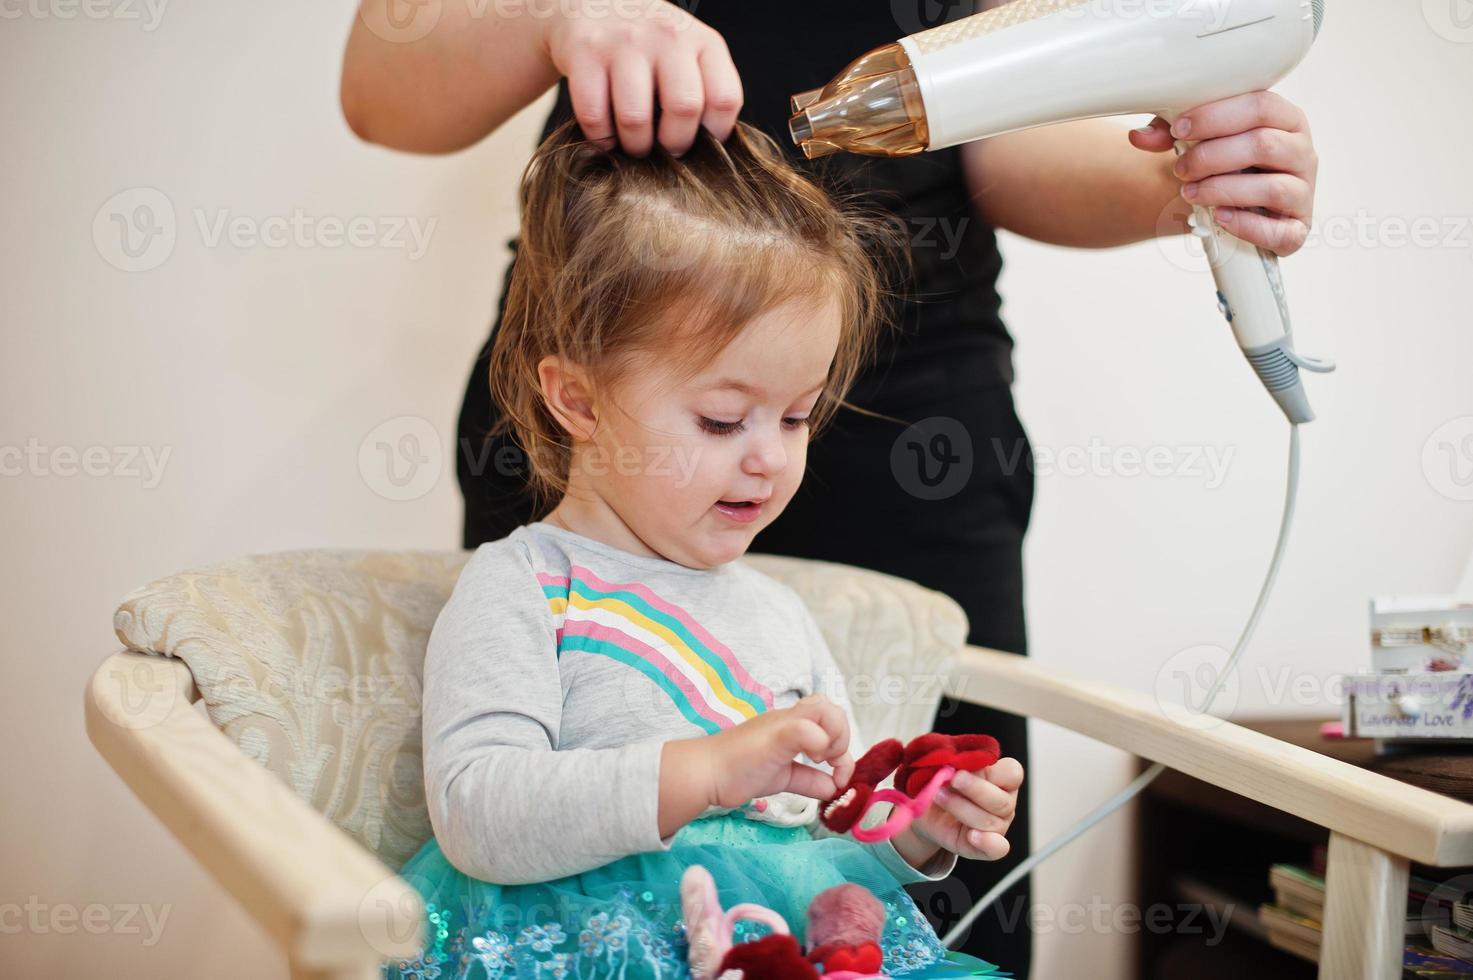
[88,640,1473,977]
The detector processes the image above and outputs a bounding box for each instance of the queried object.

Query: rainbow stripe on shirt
[537,565,774,734]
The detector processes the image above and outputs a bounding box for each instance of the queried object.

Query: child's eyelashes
[698,417,745,436]
[696,416,811,437]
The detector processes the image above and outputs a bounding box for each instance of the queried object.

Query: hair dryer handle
[1161,110,1332,424]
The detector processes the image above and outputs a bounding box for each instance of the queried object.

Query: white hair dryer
[789,0,1333,422]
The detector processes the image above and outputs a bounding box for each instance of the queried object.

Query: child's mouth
[713,499,765,524]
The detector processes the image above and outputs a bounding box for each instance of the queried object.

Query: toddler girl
[388,119,1022,980]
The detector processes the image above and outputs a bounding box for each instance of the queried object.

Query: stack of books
[1256,857,1462,973]
[1427,900,1473,973]
[1259,863,1330,961]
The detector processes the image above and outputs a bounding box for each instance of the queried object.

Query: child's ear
[537,355,598,442]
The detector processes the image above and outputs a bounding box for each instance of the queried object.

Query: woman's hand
[910,757,1024,861]
[1128,90,1319,256]
[543,0,742,157]
[701,694,855,809]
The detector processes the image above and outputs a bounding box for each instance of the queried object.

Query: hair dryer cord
[941,423,1303,950]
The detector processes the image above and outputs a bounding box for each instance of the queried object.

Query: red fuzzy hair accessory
[820,733,1001,839]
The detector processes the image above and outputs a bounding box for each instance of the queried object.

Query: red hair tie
[820,733,1001,842]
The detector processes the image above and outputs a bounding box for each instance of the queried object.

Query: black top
[527,1,1015,405]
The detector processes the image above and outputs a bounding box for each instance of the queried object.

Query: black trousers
[457,296,1036,978]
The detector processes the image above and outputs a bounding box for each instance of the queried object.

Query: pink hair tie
[847,765,954,843]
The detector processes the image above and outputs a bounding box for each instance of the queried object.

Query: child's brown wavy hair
[488,118,907,513]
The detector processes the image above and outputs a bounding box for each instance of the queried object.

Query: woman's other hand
[544,0,742,157]
[1129,90,1318,256]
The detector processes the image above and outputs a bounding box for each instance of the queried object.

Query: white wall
[2,1,1469,977]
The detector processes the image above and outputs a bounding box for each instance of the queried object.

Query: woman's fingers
[696,34,742,142]
[1207,208,1311,256]
[1182,172,1313,221]
[1127,115,1176,152]
[1182,170,1314,254]
[1172,90,1309,144]
[565,51,615,149]
[546,3,740,156]
[1174,127,1314,184]
[655,46,705,157]
[1163,91,1319,256]
[609,47,655,157]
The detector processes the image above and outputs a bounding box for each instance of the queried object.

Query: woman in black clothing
[341,3,1321,974]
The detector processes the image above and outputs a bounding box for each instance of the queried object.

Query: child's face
[586,295,843,569]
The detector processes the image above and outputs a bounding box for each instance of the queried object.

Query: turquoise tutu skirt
[385,812,1007,979]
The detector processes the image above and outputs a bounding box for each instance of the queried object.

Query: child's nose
[742,430,789,477]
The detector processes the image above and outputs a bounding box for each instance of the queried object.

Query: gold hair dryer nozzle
[786,43,930,160]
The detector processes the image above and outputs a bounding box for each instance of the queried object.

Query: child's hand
[1128,90,1318,257]
[910,757,1024,861]
[702,694,855,809]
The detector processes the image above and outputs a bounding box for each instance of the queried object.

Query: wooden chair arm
[945,645,1473,867]
[85,651,424,978]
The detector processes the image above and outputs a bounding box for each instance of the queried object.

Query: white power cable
[942,423,1303,949]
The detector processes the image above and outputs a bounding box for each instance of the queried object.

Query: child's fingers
[790,694,850,763]
[961,829,1011,862]
[830,750,855,791]
[783,717,834,765]
[983,757,1025,794]
[935,781,1012,834]
[784,759,839,801]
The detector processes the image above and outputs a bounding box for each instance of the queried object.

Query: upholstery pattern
[113,548,968,868]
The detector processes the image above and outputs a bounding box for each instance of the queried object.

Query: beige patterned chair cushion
[113,548,968,869]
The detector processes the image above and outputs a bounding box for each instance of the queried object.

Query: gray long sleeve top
[421,520,959,887]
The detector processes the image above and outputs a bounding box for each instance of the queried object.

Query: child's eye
[698,416,745,436]
[782,417,810,430]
